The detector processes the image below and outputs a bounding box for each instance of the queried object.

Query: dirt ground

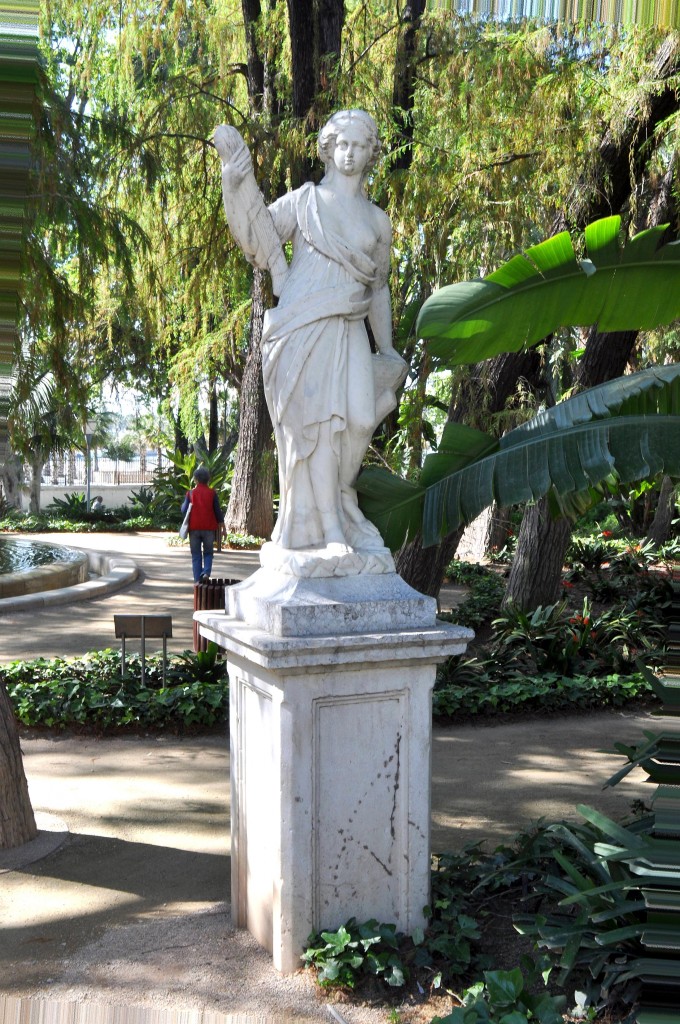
[1,710,654,1024]
[0,534,656,1022]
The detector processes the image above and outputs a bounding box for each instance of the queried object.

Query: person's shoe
[199,573,210,583]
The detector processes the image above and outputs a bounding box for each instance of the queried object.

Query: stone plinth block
[227,568,437,637]
[195,606,472,974]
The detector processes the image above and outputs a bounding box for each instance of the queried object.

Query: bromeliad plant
[491,597,665,677]
[357,217,680,551]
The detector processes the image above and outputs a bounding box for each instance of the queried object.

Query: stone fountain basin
[0,542,89,599]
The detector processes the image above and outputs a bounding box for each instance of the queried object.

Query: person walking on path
[181,467,227,582]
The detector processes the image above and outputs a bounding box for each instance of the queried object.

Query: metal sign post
[114,615,173,684]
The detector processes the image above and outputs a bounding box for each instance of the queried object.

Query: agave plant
[151,446,232,516]
[357,217,680,551]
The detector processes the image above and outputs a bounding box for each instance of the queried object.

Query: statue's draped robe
[263,182,385,551]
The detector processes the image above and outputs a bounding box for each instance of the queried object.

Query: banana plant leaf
[356,365,680,550]
[417,216,680,364]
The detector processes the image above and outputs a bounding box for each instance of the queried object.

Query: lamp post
[85,419,96,512]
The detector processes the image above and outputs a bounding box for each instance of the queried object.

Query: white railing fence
[43,451,172,488]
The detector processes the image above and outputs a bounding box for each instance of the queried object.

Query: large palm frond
[357,365,680,549]
[417,217,680,365]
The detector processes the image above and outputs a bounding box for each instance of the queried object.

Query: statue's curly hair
[318,110,381,176]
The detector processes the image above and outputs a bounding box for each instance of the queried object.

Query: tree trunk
[241,0,265,110]
[0,450,22,508]
[286,0,316,119]
[28,449,43,513]
[0,683,37,850]
[225,268,275,539]
[391,0,427,171]
[646,476,677,549]
[398,347,544,595]
[395,527,465,599]
[504,328,639,611]
[208,379,219,453]
[503,502,572,610]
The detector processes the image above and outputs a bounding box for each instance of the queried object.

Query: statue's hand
[214,125,253,190]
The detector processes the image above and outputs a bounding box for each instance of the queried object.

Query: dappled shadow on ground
[431,709,653,851]
[0,831,230,981]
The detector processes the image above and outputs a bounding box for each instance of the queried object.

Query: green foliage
[302,918,407,989]
[417,216,680,364]
[358,365,680,550]
[432,669,651,719]
[510,810,650,1011]
[128,486,155,513]
[3,647,228,731]
[432,965,565,1023]
[223,531,265,550]
[151,447,231,518]
[491,597,664,677]
[423,848,488,982]
[434,538,672,721]
[45,492,87,515]
[443,562,506,630]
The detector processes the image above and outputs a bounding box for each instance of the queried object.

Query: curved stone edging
[0,549,89,599]
[0,548,138,612]
[0,812,69,873]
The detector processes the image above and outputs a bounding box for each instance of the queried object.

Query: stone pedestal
[195,571,471,974]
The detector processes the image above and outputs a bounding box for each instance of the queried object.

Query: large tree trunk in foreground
[395,527,465,599]
[225,268,275,540]
[0,450,22,508]
[397,348,543,595]
[0,683,37,850]
[646,476,678,549]
[503,502,573,610]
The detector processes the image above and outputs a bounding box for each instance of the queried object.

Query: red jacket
[185,483,223,531]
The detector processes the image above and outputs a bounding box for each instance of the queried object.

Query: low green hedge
[433,669,651,718]
[2,647,654,733]
[2,647,228,731]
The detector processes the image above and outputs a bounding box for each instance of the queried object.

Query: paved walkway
[0,532,262,661]
[0,530,658,1021]
[0,531,466,662]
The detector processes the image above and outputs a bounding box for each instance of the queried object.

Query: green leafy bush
[442,562,506,630]
[3,647,228,731]
[432,965,565,1023]
[433,669,651,718]
[509,808,649,1013]
[491,597,665,677]
[302,918,407,988]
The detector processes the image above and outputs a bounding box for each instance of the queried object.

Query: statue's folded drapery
[262,182,386,551]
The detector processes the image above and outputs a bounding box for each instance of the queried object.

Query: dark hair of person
[193,466,211,485]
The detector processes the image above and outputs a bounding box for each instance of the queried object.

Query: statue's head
[318,110,381,179]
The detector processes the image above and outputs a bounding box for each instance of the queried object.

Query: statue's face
[331,124,372,178]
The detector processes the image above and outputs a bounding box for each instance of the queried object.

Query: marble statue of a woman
[215,110,407,578]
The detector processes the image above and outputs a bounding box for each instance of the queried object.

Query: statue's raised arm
[214,125,289,297]
[215,111,407,579]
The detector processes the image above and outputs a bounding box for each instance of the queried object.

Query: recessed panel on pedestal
[313,691,406,928]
